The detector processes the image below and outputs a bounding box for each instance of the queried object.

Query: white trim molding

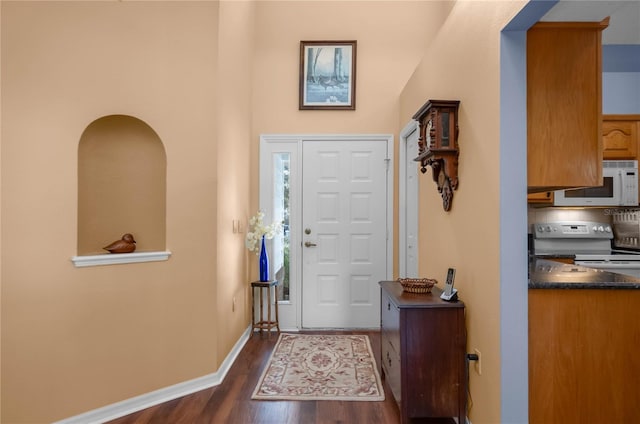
[71,251,172,268]
[54,326,252,424]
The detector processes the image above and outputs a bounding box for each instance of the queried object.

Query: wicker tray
[397,278,437,294]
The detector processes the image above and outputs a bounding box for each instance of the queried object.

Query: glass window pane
[441,112,450,147]
[273,153,290,301]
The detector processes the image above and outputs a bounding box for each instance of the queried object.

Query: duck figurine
[103,233,136,254]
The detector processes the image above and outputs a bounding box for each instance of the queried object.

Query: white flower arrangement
[245,210,282,255]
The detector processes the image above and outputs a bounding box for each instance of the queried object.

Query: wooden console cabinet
[379,281,467,423]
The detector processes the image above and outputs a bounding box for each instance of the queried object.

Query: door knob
[304,241,317,247]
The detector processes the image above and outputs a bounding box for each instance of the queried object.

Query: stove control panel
[533,221,613,239]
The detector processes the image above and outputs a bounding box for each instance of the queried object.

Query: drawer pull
[387,302,391,311]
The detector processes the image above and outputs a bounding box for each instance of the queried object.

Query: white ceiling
[541,0,640,44]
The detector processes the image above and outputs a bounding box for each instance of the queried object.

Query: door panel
[302,139,387,328]
[404,126,419,277]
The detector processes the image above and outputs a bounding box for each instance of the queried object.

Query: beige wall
[0,0,530,422]
[1,2,221,422]
[215,0,256,367]
[250,1,456,275]
[400,1,526,423]
[0,0,451,422]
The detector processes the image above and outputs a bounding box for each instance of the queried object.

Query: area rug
[251,333,385,401]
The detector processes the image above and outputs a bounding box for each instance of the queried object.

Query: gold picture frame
[299,40,357,110]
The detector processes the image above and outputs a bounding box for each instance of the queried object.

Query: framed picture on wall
[299,40,357,110]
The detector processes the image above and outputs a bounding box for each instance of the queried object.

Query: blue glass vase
[259,235,269,282]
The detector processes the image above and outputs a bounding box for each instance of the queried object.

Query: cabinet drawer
[381,334,401,404]
[380,294,400,353]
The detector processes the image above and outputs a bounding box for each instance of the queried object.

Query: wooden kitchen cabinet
[527,20,608,193]
[527,190,554,205]
[602,115,640,160]
[379,281,466,424]
[529,289,640,423]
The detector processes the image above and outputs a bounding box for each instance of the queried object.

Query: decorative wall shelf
[413,99,460,211]
[77,115,167,257]
[71,251,172,268]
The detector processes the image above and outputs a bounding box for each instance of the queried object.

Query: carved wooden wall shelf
[413,99,460,211]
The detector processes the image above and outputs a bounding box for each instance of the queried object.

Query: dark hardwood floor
[107,330,401,424]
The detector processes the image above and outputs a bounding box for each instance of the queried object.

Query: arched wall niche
[77,114,167,258]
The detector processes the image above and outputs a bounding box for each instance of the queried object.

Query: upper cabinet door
[527,19,609,193]
[602,115,640,160]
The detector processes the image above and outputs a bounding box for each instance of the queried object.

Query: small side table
[251,280,280,337]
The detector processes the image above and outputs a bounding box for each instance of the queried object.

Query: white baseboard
[54,326,252,424]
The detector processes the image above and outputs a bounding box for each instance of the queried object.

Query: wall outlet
[232,219,244,233]
[474,348,482,375]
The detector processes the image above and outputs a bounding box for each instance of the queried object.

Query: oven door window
[562,176,614,198]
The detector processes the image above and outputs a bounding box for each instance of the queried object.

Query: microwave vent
[603,160,638,169]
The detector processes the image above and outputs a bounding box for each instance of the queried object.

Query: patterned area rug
[252,333,385,401]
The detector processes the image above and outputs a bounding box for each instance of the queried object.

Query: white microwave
[553,160,639,207]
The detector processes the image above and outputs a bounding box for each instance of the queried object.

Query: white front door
[301,139,389,328]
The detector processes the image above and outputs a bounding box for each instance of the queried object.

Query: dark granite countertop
[529,258,640,289]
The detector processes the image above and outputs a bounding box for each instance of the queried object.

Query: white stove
[532,220,640,278]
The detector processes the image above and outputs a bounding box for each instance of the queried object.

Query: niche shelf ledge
[71,251,172,268]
